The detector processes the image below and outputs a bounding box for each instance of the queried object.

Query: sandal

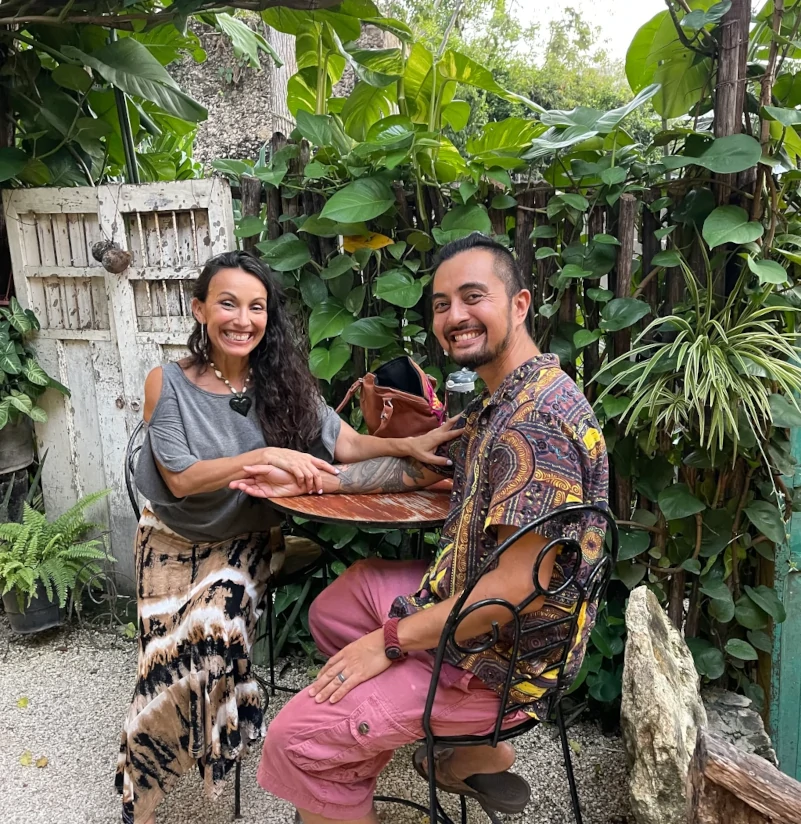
[412,744,531,815]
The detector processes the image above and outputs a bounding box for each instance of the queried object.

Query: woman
[116,250,457,823]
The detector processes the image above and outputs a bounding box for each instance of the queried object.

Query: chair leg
[458,794,468,824]
[234,760,242,819]
[266,588,276,696]
[556,703,583,824]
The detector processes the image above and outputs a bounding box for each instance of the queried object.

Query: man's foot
[412,744,530,814]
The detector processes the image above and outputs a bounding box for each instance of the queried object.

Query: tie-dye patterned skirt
[116,509,280,823]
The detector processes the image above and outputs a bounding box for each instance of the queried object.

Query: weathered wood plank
[5,187,97,214]
[688,729,801,824]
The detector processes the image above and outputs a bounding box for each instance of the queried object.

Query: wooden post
[239,175,263,254]
[297,140,322,265]
[266,132,286,241]
[488,184,507,236]
[612,194,637,362]
[641,188,661,315]
[688,730,801,824]
[532,182,555,345]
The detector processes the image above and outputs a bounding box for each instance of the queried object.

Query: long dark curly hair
[185,250,322,452]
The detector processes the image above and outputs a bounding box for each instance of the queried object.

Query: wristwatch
[383,617,405,661]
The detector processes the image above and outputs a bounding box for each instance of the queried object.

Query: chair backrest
[124,419,146,521]
[422,502,618,745]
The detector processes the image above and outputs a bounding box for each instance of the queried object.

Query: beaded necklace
[209,361,253,416]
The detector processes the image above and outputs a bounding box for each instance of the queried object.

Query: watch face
[386,646,402,660]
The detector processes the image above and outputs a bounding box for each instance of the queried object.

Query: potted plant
[0,489,111,634]
[0,297,69,475]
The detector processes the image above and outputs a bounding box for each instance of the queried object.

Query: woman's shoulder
[143,362,184,421]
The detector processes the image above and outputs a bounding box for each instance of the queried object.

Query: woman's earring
[201,323,207,353]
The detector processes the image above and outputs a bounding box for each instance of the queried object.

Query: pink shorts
[257,559,518,820]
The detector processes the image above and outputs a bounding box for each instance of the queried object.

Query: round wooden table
[267,480,452,530]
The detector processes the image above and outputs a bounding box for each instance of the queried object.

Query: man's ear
[513,289,532,326]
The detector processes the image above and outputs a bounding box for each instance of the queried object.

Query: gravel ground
[0,616,631,824]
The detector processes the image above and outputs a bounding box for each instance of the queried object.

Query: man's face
[431,249,527,370]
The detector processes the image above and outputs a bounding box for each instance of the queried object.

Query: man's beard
[449,315,512,370]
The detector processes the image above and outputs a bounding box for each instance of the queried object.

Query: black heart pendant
[229,395,252,416]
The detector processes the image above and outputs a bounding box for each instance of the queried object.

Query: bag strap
[335,378,363,414]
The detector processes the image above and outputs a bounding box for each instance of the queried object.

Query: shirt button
[358,722,370,735]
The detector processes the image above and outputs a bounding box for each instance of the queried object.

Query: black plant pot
[2,586,62,634]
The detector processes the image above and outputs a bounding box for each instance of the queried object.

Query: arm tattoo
[338,457,426,494]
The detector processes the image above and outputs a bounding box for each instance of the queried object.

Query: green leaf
[587,668,622,703]
[687,637,726,679]
[593,234,620,245]
[573,329,602,350]
[531,225,557,239]
[345,284,366,315]
[635,456,674,501]
[441,100,470,131]
[651,250,681,267]
[309,339,351,382]
[747,629,772,653]
[617,528,650,561]
[600,298,650,332]
[762,105,801,128]
[295,110,332,148]
[702,206,764,249]
[601,167,627,186]
[658,483,706,521]
[769,393,801,428]
[587,287,614,303]
[441,204,492,236]
[559,193,590,211]
[62,41,207,122]
[27,405,47,424]
[299,272,328,308]
[688,134,762,175]
[744,585,787,623]
[535,247,559,260]
[601,395,630,418]
[374,270,423,308]
[616,561,647,589]
[709,593,735,623]
[747,256,787,284]
[341,317,396,349]
[300,214,369,238]
[21,359,49,387]
[735,594,770,630]
[216,12,281,70]
[51,64,93,93]
[363,16,414,43]
[725,638,758,661]
[321,177,395,224]
[255,234,311,272]
[744,501,786,544]
[308,300,351,347]
[340,81,396,141]
[234,216,265,239]
[0,148,28,183]
[321,254,356,280]
[491,194,517,210]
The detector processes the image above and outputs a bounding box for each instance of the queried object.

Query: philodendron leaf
[734,594,770,630]
[686,637,725,679]
[321,177,395,223]
[744,585,787,623]
[725,638,758,661]
[600,298,650,332]
[341,317,396,348]
[0,147,28,183]
[769,393,801,428]
[373,270,423,308]
[744,501,786,544]
[702,205,764,249]
[657,483,706,521]
[309,340,351,382]
[308,300,351,347]
[747,256,788,284]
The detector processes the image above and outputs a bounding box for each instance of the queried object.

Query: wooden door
[4,180,235,583]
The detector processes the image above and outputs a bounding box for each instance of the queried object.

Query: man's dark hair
[434,232,526,297]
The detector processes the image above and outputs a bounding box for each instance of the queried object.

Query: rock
[621,586,707,824]
[702,687,778,765]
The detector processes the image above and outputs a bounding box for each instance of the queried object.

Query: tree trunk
[239,175,263,254]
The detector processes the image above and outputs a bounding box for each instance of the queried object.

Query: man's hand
[398,416,462,466]
[309,629,390,704]
[229,465,307,498]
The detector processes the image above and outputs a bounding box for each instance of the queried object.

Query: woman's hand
[395,416,463,466]
[230,464,307,498]
[260,447,340,495]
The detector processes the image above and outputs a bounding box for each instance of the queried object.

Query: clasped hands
[230,417,461,498]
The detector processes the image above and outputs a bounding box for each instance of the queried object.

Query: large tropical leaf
[63,40,207,122]
[340,82,396,141]
[321,177,395,223]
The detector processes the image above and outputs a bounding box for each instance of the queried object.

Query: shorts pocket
[287,693,416,779]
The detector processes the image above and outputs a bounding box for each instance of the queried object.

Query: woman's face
[192,267,268,361]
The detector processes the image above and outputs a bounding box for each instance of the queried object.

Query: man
[231,233,609,824]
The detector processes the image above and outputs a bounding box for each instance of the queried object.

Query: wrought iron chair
[375,502,618,824]
[124,419,146,521]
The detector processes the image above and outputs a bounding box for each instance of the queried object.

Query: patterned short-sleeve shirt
[390,354,609,718]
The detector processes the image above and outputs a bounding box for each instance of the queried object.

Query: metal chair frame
[375,502,619,824]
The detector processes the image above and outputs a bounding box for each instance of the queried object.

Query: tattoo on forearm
[339,457,426,493]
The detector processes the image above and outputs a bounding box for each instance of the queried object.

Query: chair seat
[273,535,323,582]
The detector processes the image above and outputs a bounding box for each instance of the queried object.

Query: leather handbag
[335,356,445,438]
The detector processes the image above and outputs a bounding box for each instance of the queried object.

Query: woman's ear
[191,297,205,325]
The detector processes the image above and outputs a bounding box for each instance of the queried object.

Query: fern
[0,489,112,609]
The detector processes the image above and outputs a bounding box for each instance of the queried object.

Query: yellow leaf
[35,756,48,768]
[343,233,393,252]
[568,738,582,755]
[17,696,29,709]
[19,751,32,766]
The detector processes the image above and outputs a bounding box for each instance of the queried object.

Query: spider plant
[596,254,801,458]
